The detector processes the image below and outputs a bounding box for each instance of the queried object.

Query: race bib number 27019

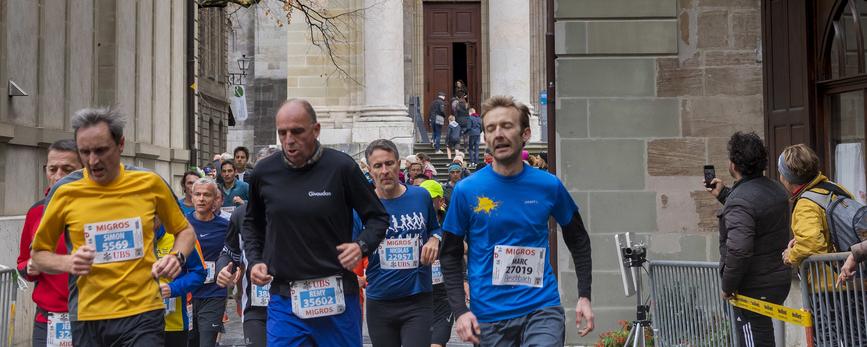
[84,217,144,264]
[492,245,545,288]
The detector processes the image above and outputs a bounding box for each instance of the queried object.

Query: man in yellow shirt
[31,107,197,346]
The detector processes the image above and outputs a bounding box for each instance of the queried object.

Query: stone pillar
[489,0,540,142]
[354,0,414,155]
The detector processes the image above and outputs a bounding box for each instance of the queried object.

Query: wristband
[169,251,186,268]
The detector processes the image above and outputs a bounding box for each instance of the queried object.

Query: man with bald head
[242,99,389,346]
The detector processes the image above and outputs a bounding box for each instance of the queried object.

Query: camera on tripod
[615,233,647,297]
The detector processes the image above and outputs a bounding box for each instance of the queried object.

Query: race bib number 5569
[492,245,545,288]
[84,217,144,264]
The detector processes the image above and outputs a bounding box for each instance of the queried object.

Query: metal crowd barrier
[649,260,738,347]
[799,252,867,347]
[0,265,17,347]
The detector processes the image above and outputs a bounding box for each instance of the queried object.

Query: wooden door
[423,2,481,128]
[763,0,815,178]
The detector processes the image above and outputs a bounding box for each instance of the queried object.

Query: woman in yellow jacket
[778,144,863,346]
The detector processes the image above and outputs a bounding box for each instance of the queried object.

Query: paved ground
[216,298,473,346]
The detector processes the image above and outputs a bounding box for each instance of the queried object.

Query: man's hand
[721,290,736,300]
[233,196,244,205]
[69,245,96,276]
[421,237,440,265]
[838,254,858,287]
[26,259,41,277]
[160,283,172,298]
[576,297,595,337]
[152,253,182,279]
[337,243,362,271]
[217,262,242,288]
[705,178,724,198]
[455,311,481,344]
[250,263,272,286]
[782,239,796,266]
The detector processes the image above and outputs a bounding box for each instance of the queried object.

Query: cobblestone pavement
[216,298,474,346]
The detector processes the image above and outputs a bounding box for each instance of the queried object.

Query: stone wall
[554,0,764,344]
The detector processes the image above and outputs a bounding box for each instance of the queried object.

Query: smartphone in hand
[704,165,716,189]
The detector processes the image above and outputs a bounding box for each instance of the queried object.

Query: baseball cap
[419,180,444,199]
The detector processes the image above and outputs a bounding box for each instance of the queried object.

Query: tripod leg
[632,324,642,347]
[624,323,637,345]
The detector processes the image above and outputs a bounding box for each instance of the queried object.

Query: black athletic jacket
[242,148,389,295]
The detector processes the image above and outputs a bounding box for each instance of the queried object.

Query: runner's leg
[243,317,267,347]
[366,298,402,347]
[399,293,432,347]
[106,309,165,347]
[164,330,189,347]
[31,318,47,347]
[479,316,523,347]
[267,294,314,347]
[309,293,363,346]
[520,306,565,346]
[195,298,226,347]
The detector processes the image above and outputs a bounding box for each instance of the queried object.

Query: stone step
[412,142,549,183]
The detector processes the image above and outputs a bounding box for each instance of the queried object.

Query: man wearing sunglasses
[16,139,82,347]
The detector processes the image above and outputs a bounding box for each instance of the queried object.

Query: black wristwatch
[169,251,186,267]
[355,240,369,256]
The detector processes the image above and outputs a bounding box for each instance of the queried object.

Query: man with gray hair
[16,139,82,347]
[186,177,230,347]
[31,107,197,346]
[243,99,389,346]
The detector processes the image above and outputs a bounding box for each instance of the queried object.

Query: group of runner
[17,95,594,347]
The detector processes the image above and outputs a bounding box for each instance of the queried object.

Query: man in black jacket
[429,91,447,154]
[706,131,790,347]
[242,99,389,346]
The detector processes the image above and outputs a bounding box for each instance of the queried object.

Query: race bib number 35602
[492,245,545,288]
[84,217,144,264]
[290,275,345,319]
[47,313,72,347]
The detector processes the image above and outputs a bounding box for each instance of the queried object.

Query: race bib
[204,261,216,284]
[220,206,235,219]
[47,313,72,347]
[251,283,271,307]
[290,275,345,319]
[164,297,177,315]
[432,260,443,284]
[84,217,145,264]
[492,245,545,288]
[378,237,420,270]
[186,303,194,331]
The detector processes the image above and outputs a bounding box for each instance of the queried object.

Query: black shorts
[431,285,455,345]
[71,309,164,346]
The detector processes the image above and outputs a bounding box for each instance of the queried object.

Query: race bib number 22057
[84,217,144,264]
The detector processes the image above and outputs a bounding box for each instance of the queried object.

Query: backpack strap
[815,181,854,199]
[800,190,832,210]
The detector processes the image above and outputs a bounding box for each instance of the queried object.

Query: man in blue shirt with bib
[441,95,595,345]
[363,139,442,346]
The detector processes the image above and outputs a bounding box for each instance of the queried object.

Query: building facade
[227,0,548,157]
[0,1,230,344]
[554,0,865,345]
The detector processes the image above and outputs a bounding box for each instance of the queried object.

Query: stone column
[354,0,414,155]
[489,0,540,142]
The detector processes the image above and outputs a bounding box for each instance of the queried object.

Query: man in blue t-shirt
[362,139,442,346]
[441,95,594,345]
[187,177,230,347]
[219,160,249,209]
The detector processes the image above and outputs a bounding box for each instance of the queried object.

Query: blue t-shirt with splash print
[364,185,442,300]
[442,163,579,322]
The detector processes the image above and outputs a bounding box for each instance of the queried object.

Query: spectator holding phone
[704,131,790,347]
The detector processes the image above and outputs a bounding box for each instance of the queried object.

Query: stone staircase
[412,141,549,183]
